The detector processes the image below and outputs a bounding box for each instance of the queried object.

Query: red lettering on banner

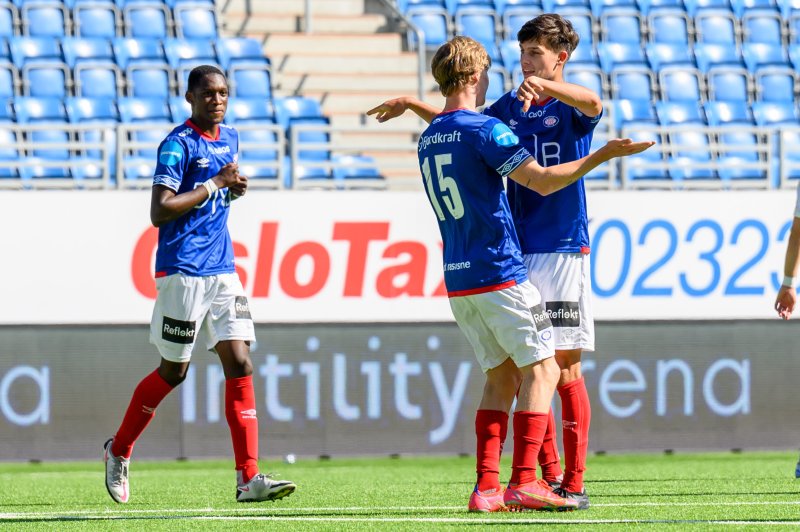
[376,242,427,297]
[233,242,248,289]
[252,222,278,297]
[280,242,330,298]
[131,227,159,299]
[333,222,389,297]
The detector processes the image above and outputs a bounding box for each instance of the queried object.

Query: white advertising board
[0,190,794,323]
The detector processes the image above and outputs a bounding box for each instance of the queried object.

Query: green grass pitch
[1,451,799,530]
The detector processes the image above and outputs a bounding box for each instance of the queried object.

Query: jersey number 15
[421,154,464,221]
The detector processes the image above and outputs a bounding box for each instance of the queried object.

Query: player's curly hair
[187,65,226,92]
[517,14,580,58]
[431,36,491,97]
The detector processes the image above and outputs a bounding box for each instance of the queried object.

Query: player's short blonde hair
[431,36,491,97]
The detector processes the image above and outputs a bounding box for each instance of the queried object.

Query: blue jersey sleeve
[571,105,603,135]
[153,136,190,191]
[479,118,532,177]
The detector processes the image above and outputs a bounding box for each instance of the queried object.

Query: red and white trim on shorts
[447,279,517,298]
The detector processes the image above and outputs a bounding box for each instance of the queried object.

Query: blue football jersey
[418,109,531,294]
[152,120,238,277]
[484,92,602,253]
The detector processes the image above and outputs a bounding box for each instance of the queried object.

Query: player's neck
[442,92,477,113]
[189,117,220,139]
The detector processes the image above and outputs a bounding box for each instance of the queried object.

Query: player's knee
[159,367,188,387]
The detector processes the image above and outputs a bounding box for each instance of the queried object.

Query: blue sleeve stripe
[496,148,531,176]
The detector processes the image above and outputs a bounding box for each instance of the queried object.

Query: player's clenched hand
[215,162,242,189]
[600,138,656,159]
[516,76,545,113]
[366,98,409,123]
[229,173,248,198]
[775,285,796,320]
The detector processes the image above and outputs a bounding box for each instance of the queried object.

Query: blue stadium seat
[546,0,592,10]
[0,127,20,179]
[600,8,644,43]
[215,37,267,70]
[229,62,271,99]
[10,36,70,97]
[13,95,65,122]
[597,41,647,72]
[731,0,779,16]
[173,2,217,39]
[659,67,706,101]
[753,66,797,100]
[71,0,120,38]
[742,42,790,71]
[163,38,215,69]
[612,66,656,100]
[62,37,121,97]
[636,0,685,15]
[694,42,744,71]
[113,37,165,67]
[613,98,659,129]
[406,6,450,50]
[332,154,385,187]
[65,96,118,176]
[590,0,638,17]
[741,8,786,43]
[0,2,17,37]
[499,2,544,39]
[21,1,68,37]
[65,95,118,122]
[117,95,171,122]
[706,67,752,101]
[565,64,606,97]
[13,95,70,179]
[123,2,171,38]
[168,94,189,121]
[621,126,670,182]
[647,7,692,44]
[288,116,331,162]
[397,0,447,11]
[455,6,498,51]
[645,42,695,70]
[237,123,283,183]
[273,95,323,130]
[752,100,799,124]
[704,100,754,124]
[562,7,595,44]
[656,99,706,123]
[500,38,520,72]
[716,127,765,181]
[684,0,733,16]
[9,35,63,68]
[113,37,173,97]
[569,40,598,64]
[694,8,739,44]
[226,97,276,123]
[486,66,508,102]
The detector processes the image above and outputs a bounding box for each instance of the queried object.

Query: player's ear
[185,91,193,105]
[557,49,569,65]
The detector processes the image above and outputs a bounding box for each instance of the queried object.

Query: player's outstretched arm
[150,163,242,226]
[508,138,654,196]
[366,97,439,124]
[775,216,800,319]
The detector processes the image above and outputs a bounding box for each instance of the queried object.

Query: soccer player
[103,65,296,504]
[399,35,652,512]
[368,14,600,509]
[773,184,800,478]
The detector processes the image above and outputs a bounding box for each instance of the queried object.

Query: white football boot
[103,438,130,503]
[236,472,296,503]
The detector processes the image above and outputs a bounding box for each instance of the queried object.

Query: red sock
[226,376,259,484]
[475,409,508,492]
[112,369,173,459]
[510,411,548,485]
[559,377,591,492]
[538,408,563,482]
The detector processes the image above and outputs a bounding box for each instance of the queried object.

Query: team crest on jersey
[491,123,519,146]
[158,141,183,166]
[543,116,559,127]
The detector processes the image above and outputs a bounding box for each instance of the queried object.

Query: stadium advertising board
[0,190,794,323]
[0,321,797,460]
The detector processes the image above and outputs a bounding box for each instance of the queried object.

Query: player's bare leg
[217,340,295,502]
[504,358,578,511]
[551,348,591,509]
[470,358,520,512]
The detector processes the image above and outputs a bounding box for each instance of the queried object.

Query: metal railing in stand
[377,0,426,102]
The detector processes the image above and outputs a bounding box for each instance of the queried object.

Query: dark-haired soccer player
[397,35,651,512]
[369,14,600,509]
[104,65,296,504]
